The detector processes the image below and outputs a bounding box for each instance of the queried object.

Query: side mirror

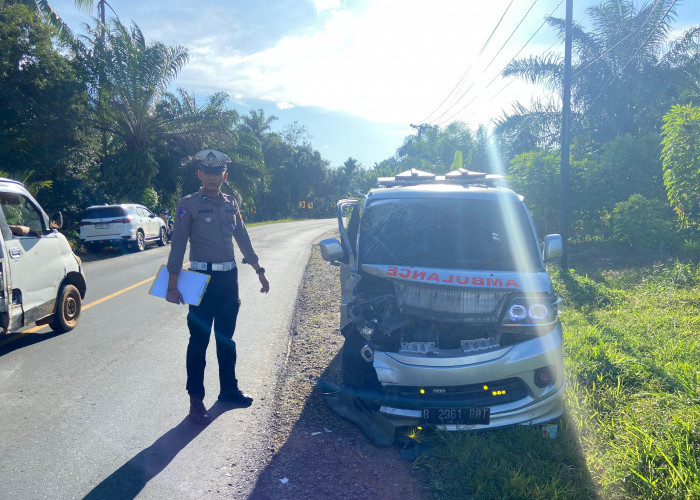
[543,234,562,261]
[50,211,63,229]
[320,238,345,262]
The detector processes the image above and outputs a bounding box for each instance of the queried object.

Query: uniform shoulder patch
[177,206,188,220]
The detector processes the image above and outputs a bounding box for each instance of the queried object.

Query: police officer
[165,149,270,426]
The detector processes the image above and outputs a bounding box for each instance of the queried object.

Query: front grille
[381,377,527,409]
[394,281,506,319]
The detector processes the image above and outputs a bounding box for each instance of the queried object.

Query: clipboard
[149,265,210,306]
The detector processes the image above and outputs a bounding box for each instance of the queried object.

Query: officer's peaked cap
[195,149,231,173]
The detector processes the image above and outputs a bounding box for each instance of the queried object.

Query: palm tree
[76,18,189,198]
[501,0,699,144]
[241,108,278,142]
[0,170,52,196]
[8,0,94,41]
[160,89,239,156]
[156,90,265,201]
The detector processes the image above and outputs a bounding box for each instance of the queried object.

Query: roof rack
[376,168,506,188]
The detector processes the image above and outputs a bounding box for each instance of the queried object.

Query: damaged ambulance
[320,168,564,440]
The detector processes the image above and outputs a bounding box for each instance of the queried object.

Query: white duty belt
[189,260,236,272]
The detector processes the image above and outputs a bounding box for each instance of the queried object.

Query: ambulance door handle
[8,247,21,259]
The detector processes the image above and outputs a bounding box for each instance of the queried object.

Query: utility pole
[97,0,107,161]
[410,123,431,140]
[559,0,573,268]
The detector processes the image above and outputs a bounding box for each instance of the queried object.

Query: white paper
[149,265,210,305]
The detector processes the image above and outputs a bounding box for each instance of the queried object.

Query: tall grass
[414,260,699,499]
[557,261,699,499]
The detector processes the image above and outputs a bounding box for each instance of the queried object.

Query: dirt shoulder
[247,241,432,500]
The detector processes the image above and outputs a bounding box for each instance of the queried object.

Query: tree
[76,18,189,200]
[241,108,278,142]
[661,103,700,228]
[612,194,678,248]
[578,133,666,217]
[508,150,560,236]
[470,125,491,172]
[255,124,332,219]
[7,0,93,41]
[153,90,266,207]
[396,122,475,172]
[0,3,91,218]
[502,0,699,145]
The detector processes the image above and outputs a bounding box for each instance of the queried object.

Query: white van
[0,178,86,334]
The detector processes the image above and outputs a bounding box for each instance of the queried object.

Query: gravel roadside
[246,239,432,500]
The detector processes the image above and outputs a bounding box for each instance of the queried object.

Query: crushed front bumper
[371,323,565,429]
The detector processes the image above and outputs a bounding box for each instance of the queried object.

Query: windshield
[84,206,127,219]
[359,198,543,272]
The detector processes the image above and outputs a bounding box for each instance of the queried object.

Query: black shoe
[189,396,211,426]
[217,389,254,407]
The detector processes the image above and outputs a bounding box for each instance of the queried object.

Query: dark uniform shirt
[167,188,258,274]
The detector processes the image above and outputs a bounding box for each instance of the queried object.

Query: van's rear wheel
[49,284,81,333]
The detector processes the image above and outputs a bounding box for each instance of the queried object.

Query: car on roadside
[320,168,564,442]
[79,203,167,252]
[0,177,86,334]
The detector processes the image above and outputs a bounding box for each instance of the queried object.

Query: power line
[482,0,565,96]
[430,0,544,126]
[416,0,520,125]
[416,67,473,125]
[474,11,589,128]
[481,0,541,75]
[434,0,564,127]
[479,0,516,55]
[619,0,678,73]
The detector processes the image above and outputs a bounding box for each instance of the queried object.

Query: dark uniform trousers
[186,267,240,399]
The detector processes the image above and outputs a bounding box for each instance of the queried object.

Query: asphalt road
[0,219,336,499]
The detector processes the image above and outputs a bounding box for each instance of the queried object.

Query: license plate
[96,223,109,229]
[421,407,490,425]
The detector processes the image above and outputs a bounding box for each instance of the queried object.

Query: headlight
[508,304,527,321]
[502,295,558,334]
[529,303,549,320]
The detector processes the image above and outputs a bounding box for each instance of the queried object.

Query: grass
[413,256,700,499]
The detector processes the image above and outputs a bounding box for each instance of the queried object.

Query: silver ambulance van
[0,178,86,334]
[321,168,563,443]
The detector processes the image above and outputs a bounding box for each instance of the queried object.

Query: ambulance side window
[0,193,44,238]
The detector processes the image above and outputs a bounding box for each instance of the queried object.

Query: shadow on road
[76,243,156,263]
[82,401,234,500]
[0,330,64,356]
[247,351,431,500]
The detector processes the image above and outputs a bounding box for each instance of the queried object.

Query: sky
[50,0,700,168]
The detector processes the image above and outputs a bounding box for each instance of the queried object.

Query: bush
[140,187,159,211]
[612,194,678,249]
[661,104,700,228]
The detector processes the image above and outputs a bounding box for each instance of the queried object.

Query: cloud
[310,0,341,14]
[179,0,561,127]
